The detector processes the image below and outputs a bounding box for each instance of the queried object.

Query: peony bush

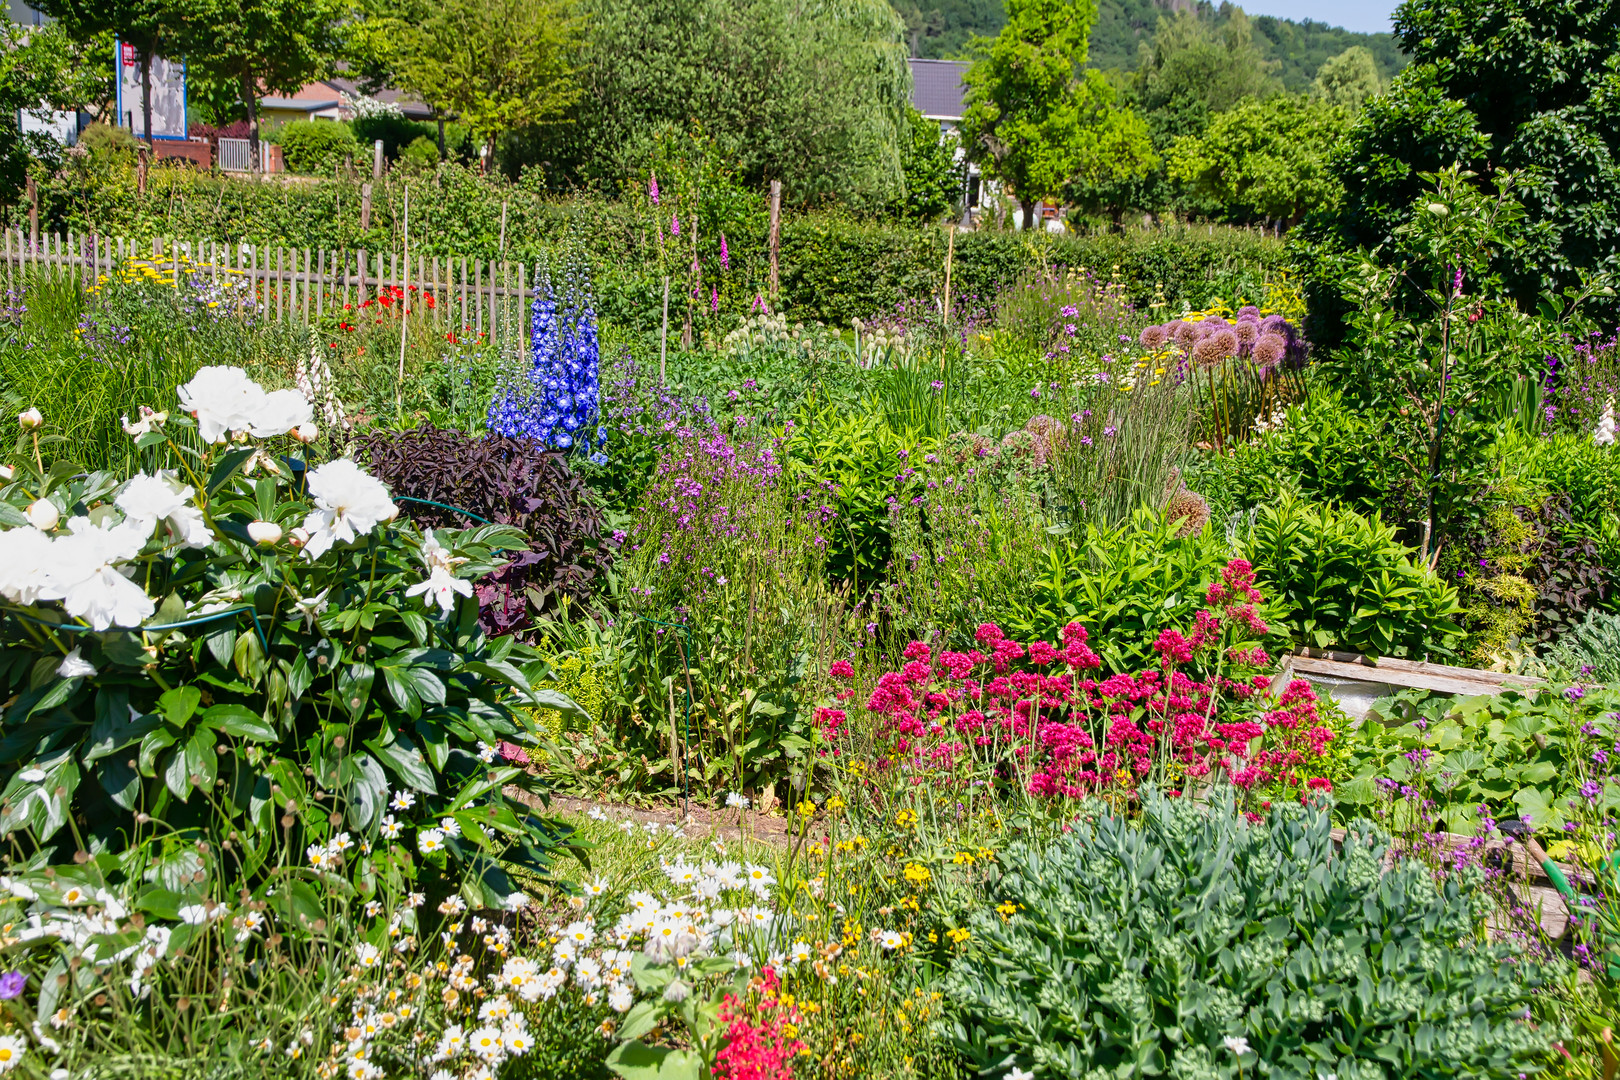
[0,370,586,947]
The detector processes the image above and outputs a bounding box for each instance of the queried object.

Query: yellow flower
[951,851,975,865]
[826,796,845,811]
[947,927,971,945]
[902,863,930,885]
[894,809,917,829]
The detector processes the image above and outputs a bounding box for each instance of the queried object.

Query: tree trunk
[436,116,446,158]
[244,74,261,172]
[140,49,154,142]
[1020,199,1035,231]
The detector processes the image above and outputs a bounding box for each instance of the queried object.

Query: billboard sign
[115,42,187,140]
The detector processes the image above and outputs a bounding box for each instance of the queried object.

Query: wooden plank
[317,248,325,321]
[459,256,467,333]
[1294,648,1541,689]
[302,248,311,323]
[4,229,12,293]
[1288,655,1527,699]
[475,259,483,337]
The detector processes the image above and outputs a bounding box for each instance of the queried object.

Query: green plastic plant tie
[9,603,271,652]
[394,496,492,524]
[635,614,693,817]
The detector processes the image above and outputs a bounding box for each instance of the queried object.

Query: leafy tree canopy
[1313,44,1382,108]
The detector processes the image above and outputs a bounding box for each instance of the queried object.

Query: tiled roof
[909,58,970,120]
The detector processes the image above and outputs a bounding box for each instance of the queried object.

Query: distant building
[259,78,438,128]
[6,0,86,144]
[907,58,983,222]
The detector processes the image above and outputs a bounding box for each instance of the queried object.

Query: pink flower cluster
[825,561,1333,803]
[713,970,803,1080]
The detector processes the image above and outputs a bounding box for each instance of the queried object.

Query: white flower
[418,829,446,855]
[1005,1069,1033,1080]
[439,816,462,838]
[1224,1035,1251,1056]
[790,940,812,963]
[380,815,402,840]
[662,979,691,1003]
[0,1034,24,1072]
[178,367,268,443]
[247,520,283,545]
[0,465,11,481]
[120,405,167,437]
[584,876,609,898]
[251,389,315,439]
[291,588,329,630]
[356,943,383,968]
[55,648,96,679]
[877,929,904,950]
[607,983,634,1013]
[177,904,213,925]
[115,473,213,549]
[293,423,319,444]
[406,533,473,615]
[390,790,416,812]
[17,408,41,430]
[0,527,56,605]
[468,1026,504,1063]
[50,519,155,631]
[298,459,398,560]
[726,791,750,809]
[24,499,59,532]
[1596,397,1616,446]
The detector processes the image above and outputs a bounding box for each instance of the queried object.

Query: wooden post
[4,229,12,293]
[768,179,782,310]
[26,175,38,252]
[660,275,670,384]
[941,223,956,371]
[357,246,367,300]
[459,257,467,334]
[397,187,409,417]
[360,183,373,232]
[475,259,483,338]
[302,247,311,323]
[372,140,384,180]
[317,248,325,321]
[136,145,148,197]
[516,261,526,362]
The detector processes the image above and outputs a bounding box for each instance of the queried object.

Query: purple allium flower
[0,972,24,1000]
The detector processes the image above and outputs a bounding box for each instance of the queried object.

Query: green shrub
[944,792,1554,1079]
[1235,491,1466,660]
[1545,609,1620,681]
[274,120,360,175]
[1001,509,1271,673]
[76,122,141,161]
[401,135,441,169]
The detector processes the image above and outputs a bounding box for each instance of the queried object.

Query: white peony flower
[55,648,96,679]
[51,518,155,631]
[251,389,315,439]
[0,527,59,604]
[120,406,167,437]
[247,520,283,545]
[17,407,41,430]
[1596,397,1615,447]
[115,473,214,549]
[298,459,398,560]
[293,423,319,444]
[177,366,267,444]
[24,499,59,532]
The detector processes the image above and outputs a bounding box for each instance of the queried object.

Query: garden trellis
[0,226,541,353]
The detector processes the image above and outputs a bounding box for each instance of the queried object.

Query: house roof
[909,58,970,121]
[320,78,439,121]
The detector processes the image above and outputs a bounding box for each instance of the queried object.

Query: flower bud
[17,407,42,430]
[0,465,12,481]
[288,527,310,549]
[25,498,60,531]
[247,520,283,546]
[293,423,319,444]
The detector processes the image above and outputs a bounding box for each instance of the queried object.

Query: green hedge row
[11,163,1290,327]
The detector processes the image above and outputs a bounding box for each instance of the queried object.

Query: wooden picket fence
[1,226,537,348]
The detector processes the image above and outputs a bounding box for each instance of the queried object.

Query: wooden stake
[768,179,782,310]
[660,275,670,384]
[27,175,38,251]
[397,187,410,418]
[360,183,373,232]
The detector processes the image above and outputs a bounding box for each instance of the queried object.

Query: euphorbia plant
[0,370,585,937]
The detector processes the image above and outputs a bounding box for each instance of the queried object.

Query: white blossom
[24,499,58,532]
[298,459,398,560]
[177,366,267,444]
[55,648,96,679]
[115,473,214,549]
[51,519,154,631]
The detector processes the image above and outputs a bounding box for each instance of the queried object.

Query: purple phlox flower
[1567,685,1587,702]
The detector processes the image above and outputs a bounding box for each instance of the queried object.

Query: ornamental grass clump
[945,791,1554,1079]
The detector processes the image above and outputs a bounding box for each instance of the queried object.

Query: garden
[3,1,1620,1078]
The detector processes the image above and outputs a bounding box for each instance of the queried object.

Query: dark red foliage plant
[359,424,612,636]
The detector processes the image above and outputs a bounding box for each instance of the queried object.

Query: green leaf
[367,732,437,794]
[201,703,277,742]
[606,1042,700,1080]
[158,686,203,727]
[206,447,257,494]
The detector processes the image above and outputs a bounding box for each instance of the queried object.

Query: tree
[179,0,342,170]
[382,0,581,171]
[32,0,175,144]
[896,106,964,221]
[0,21,113,200]
[1131,9,1280,146]
[959,0,1155,229]
[1165,93,1350,225]
[1303,0,1620,342]
[1313,44,1381,108]
[527,0,911,207]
